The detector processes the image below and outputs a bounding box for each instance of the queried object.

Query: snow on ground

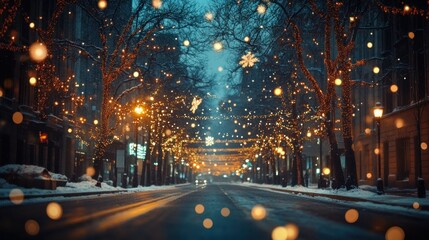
[0,164,428,214]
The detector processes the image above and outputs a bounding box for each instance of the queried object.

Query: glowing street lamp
[373,102,384,194]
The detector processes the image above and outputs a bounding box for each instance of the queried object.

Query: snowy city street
[1,0,429,239]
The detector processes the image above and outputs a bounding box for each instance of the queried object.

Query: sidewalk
[241,182,429,211]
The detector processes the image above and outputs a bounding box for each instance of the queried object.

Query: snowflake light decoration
[205,136,214,146]
[239,52,259,68]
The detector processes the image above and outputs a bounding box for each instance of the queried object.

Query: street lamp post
[373,102,384,194]
[133,106,143,187]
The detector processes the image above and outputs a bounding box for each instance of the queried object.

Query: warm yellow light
[306,131,312,137]
[257,4,266,14]
[133,71,139,78]
[9,188,24,205]
[335,78,342,86]
[12,112,24,124]
[274,87,282,96]
[29,22,35,28]
[390,84,398,93]
[413,202,420,209]
[46,202,63,220]
[385,226,405,240]
[367,42,373,48]
[244,36,250,42]
[24,219,40,236]
[134,106,143,115]
[345,209,359,223]
[284,223,299,240]
[29,42,48,62]
[349,16,356,22]
[203,218,213,229]
[394,118,404,128]
[195,204,205,214]
[364,128,371,135]
[86,166,95,177]
[374,148,380,155]
[183,39,190,46]
[373,102,383,118]
[408,32,415,39]
[272,226,287,240]
[67,128,73,133]
[421,142,428,150]
[191,123,196,128]
[404,5,410,12]
[94,119,99,125]
[220,207,230,217]
[251,205,267,220]
[29,77,37,86]
[152,0,162,9]
[373,66,380,74]
[205,12,214,21]
[213,42,223,52]
[366,172,372,179]
[98,0,107,10]
[322,167,330,175]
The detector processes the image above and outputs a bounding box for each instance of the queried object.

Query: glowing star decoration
[239,52,259,68]
[190,96,202,113]
[152,0,162,9]
[205,136,214,146]
[29,42,48,62]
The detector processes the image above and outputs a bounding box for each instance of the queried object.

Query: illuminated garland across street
[178,110,290,121]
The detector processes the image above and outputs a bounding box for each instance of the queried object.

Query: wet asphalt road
[0,183,428,239]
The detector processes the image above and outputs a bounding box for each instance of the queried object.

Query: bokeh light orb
[421,142,428,150]
[373,66,380,74]
[244,36,250,42]
[274,87,282,96]
[364,128,371,135]
[394,118,405,129]
[25,219,40,236]
[251,204,267,221]
[86,166,96,177]
[408,32,415,39]
[374,148,380,155]
[272,226,287,240]
[284,223,299,240]
[9,188,24,205]
[133,71,139,78]
[46,202,63,220]
[322,167,331,175]
[152,0,162,9]
[385,226,405,240]
[367,42,373,48]
[183,39,190,46]
[205,12,214,21]
[12,112,24,124]
[29,77,37,86]
[412,202,420,209]
[98,0,107,10]
[366,172,372,179]
[257,4,267,14]
[221,207,230,217]
[29,42,48,62]
[203,218,213,229]
[335,78,342,86]
[29,22,35,28]
[213,42,223,52]
[195,204,205,214]
[390,84,398,93]
[344,209,359,223]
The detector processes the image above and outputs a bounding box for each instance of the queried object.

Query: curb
[0,190,127,202]
[263,186,429,211]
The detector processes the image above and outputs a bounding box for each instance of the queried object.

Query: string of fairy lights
[2,0,428,174]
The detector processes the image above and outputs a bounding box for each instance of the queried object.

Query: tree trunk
[342,74,358,188]
[144,125,151,186]
[326,117,345,189]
